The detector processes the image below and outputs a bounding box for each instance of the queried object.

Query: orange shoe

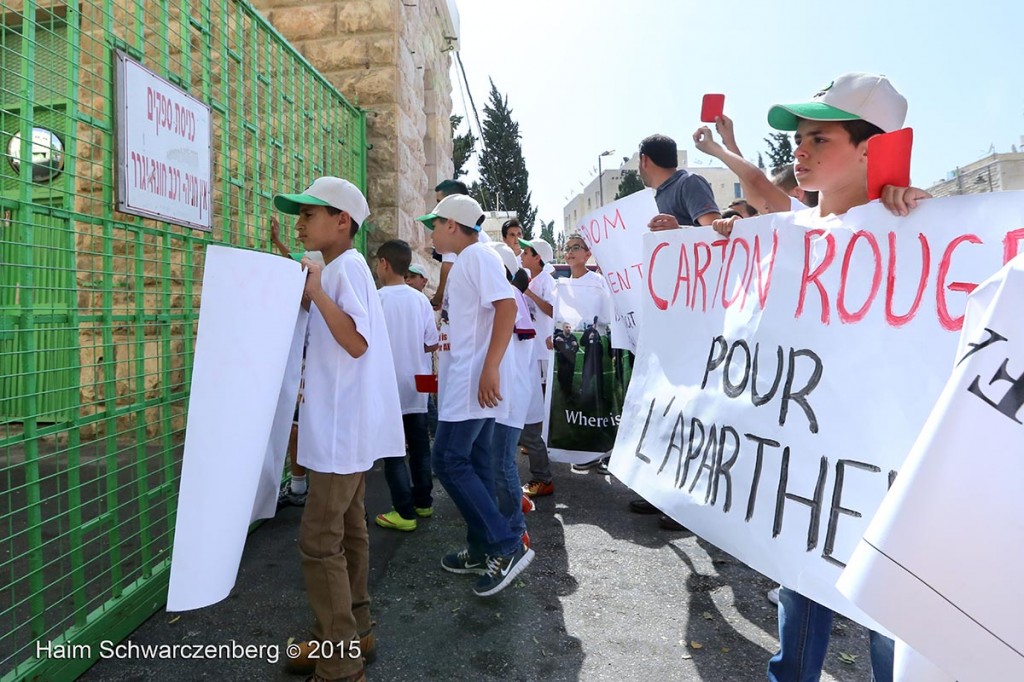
[521,494,536,514]
[522,480,554,497]
[522,530,531,550]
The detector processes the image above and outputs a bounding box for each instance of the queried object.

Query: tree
[615,170,645,200]
[757,152,766,170]
[450,114,476,178]
[764,132,794,171]
[471,79,537,234]
[539,219,554,246]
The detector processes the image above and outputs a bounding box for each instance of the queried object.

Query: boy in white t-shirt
[518,238,557,498]
[417,194,535,597]
[487,242,537,550]
[373,239,439,532]
[274,177,404,681]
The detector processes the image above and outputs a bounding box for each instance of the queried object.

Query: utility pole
[597,149,614,207]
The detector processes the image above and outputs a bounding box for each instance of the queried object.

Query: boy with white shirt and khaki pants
[275,177,404,682]
[418,194,535,597]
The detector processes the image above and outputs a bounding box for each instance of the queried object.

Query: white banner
[838,254,1024,681]
[168,246,305,611]
[609,193,1024,631]
[575,189,658,351]
[115,51,213,231]
[544,278,629,463]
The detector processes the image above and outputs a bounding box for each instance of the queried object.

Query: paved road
[82,459,873,681]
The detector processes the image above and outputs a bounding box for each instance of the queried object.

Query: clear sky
[451,0,1024,233]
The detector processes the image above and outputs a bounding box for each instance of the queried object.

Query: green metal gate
[0,1,367,680]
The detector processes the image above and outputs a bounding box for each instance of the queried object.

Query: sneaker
[473,544,535,597]
[414,506,433,518]
[522,480,554,497]
[277,482,307,509]
[521,494,536,514]
[628,498,660,515]
[571,458,604,472]
[658,514,687,531]
[522,530,531,550]
[595,456,611,475]
[375,510,417,532]
[441,548,487,575]
[767,586,781,606]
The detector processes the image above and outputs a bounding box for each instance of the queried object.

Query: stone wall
[255,0,456,268]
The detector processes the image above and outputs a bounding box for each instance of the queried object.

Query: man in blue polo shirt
[639,133,721,231]
[631,134,721,528]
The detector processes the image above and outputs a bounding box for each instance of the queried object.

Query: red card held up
[867,128,913,200]
[700,94,725,123]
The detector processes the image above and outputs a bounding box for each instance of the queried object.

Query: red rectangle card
[700,94,725,123]
[867,128,913,200]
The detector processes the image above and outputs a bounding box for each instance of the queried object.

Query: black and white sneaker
[441,548,487,575]
[570,458,604,472]
[472,544,535,597]
[276,482,307,509]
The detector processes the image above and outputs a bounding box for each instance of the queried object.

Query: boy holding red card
[759,72,930,682]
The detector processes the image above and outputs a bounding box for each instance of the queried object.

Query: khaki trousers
[299,470,371,678]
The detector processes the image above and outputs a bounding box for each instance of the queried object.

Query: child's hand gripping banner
[608,193,1024,632]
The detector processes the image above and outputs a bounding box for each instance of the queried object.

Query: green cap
[417,212,440,230]
[766,102,858,132]
[273,192,330,215]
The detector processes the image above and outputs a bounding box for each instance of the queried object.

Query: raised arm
[693,126,792,214]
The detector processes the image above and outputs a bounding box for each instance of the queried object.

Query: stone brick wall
[255,0,455,271]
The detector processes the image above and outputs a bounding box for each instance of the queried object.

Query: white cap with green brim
[274,176,370,224]
[407,263,427,277]
[518,237,554,264]
[417,195,484,231]
[767,72,907,134]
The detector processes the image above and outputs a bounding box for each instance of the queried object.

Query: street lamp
[597,149,614,207]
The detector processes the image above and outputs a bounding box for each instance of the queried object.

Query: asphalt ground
[81,458,874,681]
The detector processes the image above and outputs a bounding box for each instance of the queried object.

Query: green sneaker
[414,506,433,518]
[375,510,417,532]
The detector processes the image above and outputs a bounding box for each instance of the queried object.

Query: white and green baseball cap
[767,73,907,133]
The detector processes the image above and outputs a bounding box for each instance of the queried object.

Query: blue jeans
[432,419,520,558]
[382,412,433,518]
[491,423,526,539]
[769,587,894,682]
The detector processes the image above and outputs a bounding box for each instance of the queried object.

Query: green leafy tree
[764,132,794,171]
[450,114,476,178]
[539,219,554,246]
[471,79,537,235]
[615,170,645,200]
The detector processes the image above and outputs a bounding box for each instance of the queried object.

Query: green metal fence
[0,1,367,679]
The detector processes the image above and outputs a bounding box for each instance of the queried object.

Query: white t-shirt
[526,268,556,364]
[378,284,439,415]
[437,242,514,422]
[570,270,614,322]
[498,288,538,430]
[299,249,404,474]
[790,196,807,212]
